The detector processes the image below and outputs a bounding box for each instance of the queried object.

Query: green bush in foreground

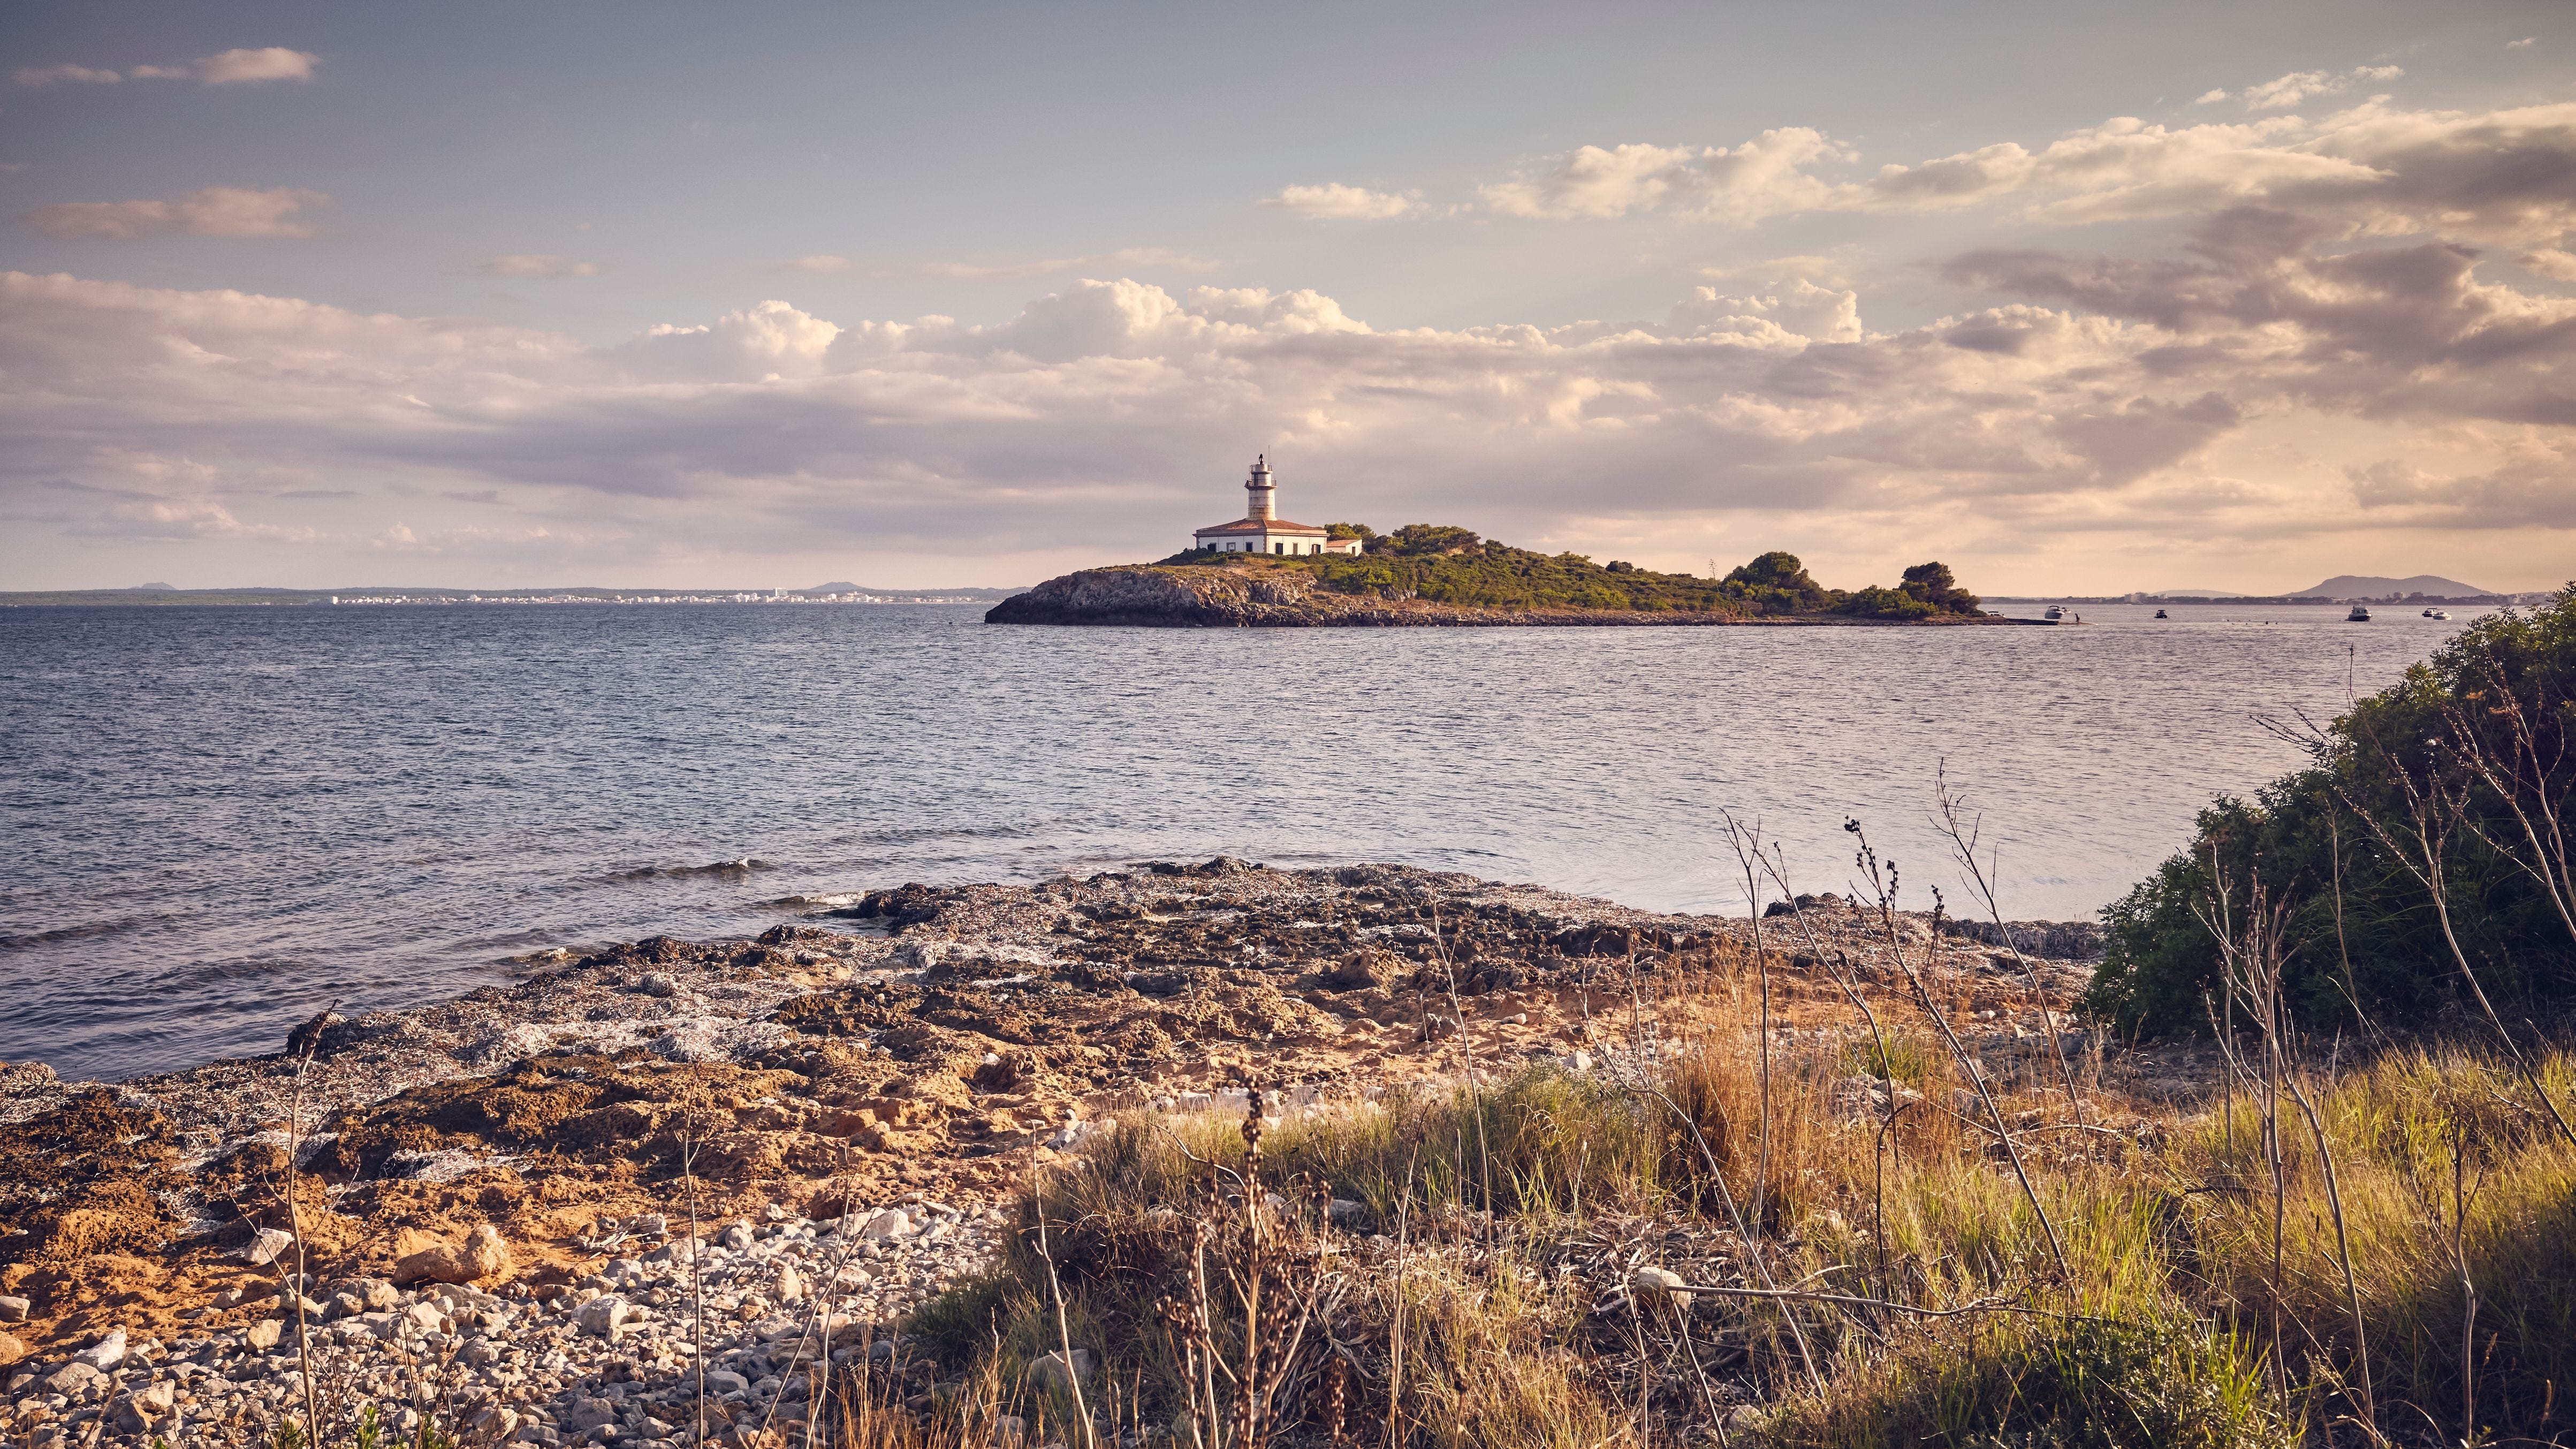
[1774,1315,2291,1449]
[2084,585,2576,1036]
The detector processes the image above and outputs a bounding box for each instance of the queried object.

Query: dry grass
[895,938,2576,1449]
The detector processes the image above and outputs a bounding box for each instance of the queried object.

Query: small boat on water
[2045,604,2065,620]
[2422,607,2449,619]
[2154,608,2169,619]
[2347,604,2373,621]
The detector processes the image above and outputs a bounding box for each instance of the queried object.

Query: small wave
[0,913,188,952]
[598,858,771,883]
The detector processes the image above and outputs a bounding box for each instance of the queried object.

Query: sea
[1,600,2492,1081]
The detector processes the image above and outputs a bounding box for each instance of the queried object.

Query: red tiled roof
[1193,517,1330,536]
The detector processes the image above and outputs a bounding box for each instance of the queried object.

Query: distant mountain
[130,582,177,591]
[806,581,1024,598]
[2297,573,2494,598]
[2149,587,2250,597]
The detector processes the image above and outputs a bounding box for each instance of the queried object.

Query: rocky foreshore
[2,862,2113,1446]
[984,565,2028,627]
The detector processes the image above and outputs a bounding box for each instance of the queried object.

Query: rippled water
[1,601,2488,1080]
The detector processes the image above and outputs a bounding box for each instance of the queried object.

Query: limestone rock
[393,1223,512,1285]
[1632,1265,1694,1310]
[0,1331,24,1365]
[0,1294,27,1322]
[1027,1347,1095,1394]
[112,1379,177,1432]
[243,1226,296,1265]
[73,1327,126,1370]
[245,1318,284,1351]
[44,1360,103,1396]
[860,1209,912,1241]
[574,1295,632,1339]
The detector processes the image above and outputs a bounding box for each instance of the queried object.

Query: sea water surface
[1,600,2490,1080]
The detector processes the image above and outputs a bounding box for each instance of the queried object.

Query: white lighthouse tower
[1190,456,1363,556]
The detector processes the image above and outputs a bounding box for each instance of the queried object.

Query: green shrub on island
[2084,585,2576,1035]
[1152,533,1986,619]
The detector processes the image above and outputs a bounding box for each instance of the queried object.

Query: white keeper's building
[1191,457,1364,556]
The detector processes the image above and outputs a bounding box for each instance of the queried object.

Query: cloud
[18,48,318,87]
[478,254,604,279]
[6,94,2573,580]
[1481,132,1848,221]
[2522,249,2576,282]
[2511,37,2536,49]
[782,254,851,272]
[27,186,328,240]
[16,65,123,86]
[921,247,1219,280]
[1259,184,1420,219]
[191,47,318,84]
[2195,89,2231,105]
[2237,65,2403,111]
[1475,98,2576,247]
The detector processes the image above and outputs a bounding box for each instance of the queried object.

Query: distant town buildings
[1191,457,1364,557]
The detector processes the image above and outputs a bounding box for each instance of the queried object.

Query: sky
[3,1,2572,594]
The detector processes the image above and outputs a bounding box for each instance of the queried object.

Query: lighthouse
[1190,456,1364,557]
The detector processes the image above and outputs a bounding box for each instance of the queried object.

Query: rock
[0,1295,27,1323]
[463,1339,501,1365]
[1326,1199,1367,1228]
[639,973,680,998]
[243,1226,297,1265]
[777,1264,804,1302]
[245,1318,284,1351]
[1322,955,1383,991]
[73,1327,127,1370]
[362,1279,401,1311]
[113,1378,176,1432]
[1633,1265,1694,1310]
[0,1331,23,1365]
[404,1302,449,1333]
[860,1209,911,1241]
[394,1223,513,1285]
[563,1397,619,1431]
[285,1008,347,1057]
[719,1223,754,1250]
[44,1360,103,1396]
[326,1291,366,1319]
[1026,1348,1095,1394]
[704,1369,750,1397]
[574,1295,632,1339]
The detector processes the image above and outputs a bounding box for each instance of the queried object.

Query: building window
[1274,542,1283,554]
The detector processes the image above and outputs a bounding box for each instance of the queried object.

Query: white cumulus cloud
[1260,184,1421,219]
[784,255,852,272]
[4,97,2571,584]
[28,187,329,240]
[2237,65,2403,111]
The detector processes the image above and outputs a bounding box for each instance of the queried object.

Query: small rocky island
[990,536,2011,628]
[993,461,2009,628]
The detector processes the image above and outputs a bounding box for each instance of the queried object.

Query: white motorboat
[2422,607,2449,619]
[2347,604,2372,621]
